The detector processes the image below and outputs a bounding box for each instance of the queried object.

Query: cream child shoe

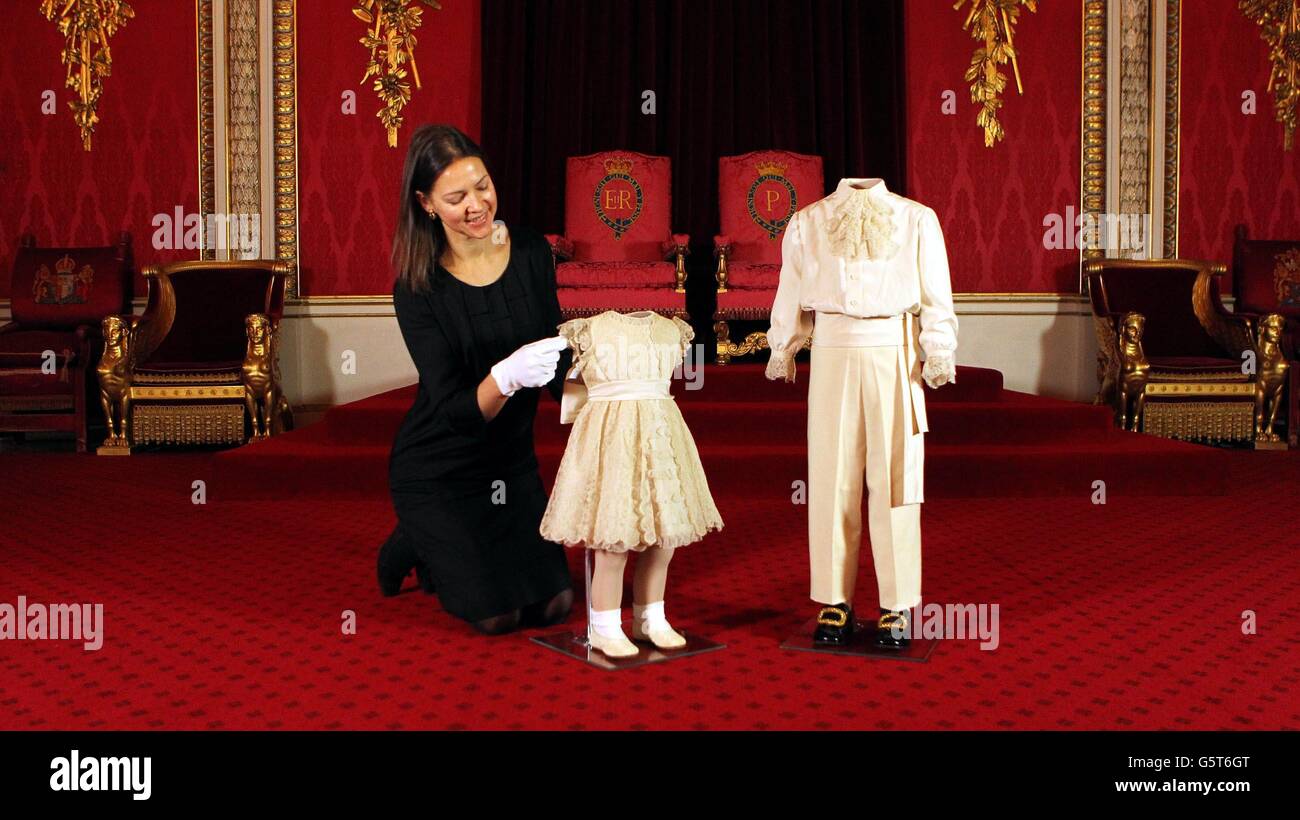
[631,601,686,649]
[588,607,639,658]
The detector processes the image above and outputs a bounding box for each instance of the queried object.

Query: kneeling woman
[379,124,574,635]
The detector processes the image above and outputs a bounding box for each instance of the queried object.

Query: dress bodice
[557,310,694,390]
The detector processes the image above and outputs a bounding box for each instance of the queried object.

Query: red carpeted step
[664,361,1004,403]
[325,370,1030,449]
[322,386,413,442]
[536,399,1117,446]
[213,421,1229,500]
[214,362,1229,501]
[324,396,1115,448]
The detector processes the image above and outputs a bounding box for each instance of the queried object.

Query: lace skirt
[540,398,723,552]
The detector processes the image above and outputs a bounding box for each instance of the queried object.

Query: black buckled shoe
[812,603,854,646]
[873,608,911,650]
[377,526,419,597]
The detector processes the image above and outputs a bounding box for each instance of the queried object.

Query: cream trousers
[807,312,926,612]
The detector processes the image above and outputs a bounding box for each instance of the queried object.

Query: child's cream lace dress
[539,310,723,552]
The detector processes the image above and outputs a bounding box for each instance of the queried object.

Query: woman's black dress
[387,226,573,622]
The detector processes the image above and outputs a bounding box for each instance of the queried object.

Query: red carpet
[2,363,1297,730]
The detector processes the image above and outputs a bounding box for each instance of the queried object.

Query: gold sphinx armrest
[241,312,291,438]
[95,313,140,450]
[131,264,177,365]
[1253,313,1291,443]
[1193,264,1255,360]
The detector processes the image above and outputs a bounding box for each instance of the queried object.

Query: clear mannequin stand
[531,551,726,670]
[780,613,936,662]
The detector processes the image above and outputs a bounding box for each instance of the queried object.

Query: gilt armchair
[1086,258,1289,447]
[97,259,293,453]
[0,232,133,451]
[1232,224,1300,447]
[544,151,689,319]
[713,150,823,364]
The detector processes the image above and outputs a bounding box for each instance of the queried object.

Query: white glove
[490,335,570,397]
[922,352,956,389]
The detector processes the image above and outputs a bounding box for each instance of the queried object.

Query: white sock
[633,600,670,630]
[589,607,626,639]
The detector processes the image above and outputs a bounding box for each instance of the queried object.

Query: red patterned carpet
[2,364,1297,730]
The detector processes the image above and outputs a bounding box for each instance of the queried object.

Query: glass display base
[531,629,726,671]
[780,618,936,662]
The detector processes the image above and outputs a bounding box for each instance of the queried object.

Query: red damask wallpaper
[1179,2,1300,288]
[296,1,481,296]
[905,0,1083,294]
[3,2,1295,300]
[0,0,198,298]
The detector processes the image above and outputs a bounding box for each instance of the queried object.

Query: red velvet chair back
[718,151,824,264]
[9,232,133,329]
[564,151,673,262]
[143,265,284,367]
[1087,261,1226,358]
[1233,224,1300,319]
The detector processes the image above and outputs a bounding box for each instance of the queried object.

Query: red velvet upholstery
[546,151,690,317]
[1233,225,1300,321]
[562,151,675,262]
[712,152,824,362]
[0,329,79,367]
[1087,262,1228,359]
[0,232,133,451]
[139,267,282,371]
[715,287,784,318]
[717,262,781,290]
[715,150,824,284]
[9,236,133,329]
[554,261,676,288]
[557,287,688,316]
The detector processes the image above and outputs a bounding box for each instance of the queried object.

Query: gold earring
[427,210,438,221]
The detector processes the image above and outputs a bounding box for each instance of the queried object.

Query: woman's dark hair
[392,124,492,293]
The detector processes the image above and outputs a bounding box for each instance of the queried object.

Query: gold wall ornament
[955,0,1037,147]
[354,0,442,148]
[1240,0,1300,149]
[39,0,135,151]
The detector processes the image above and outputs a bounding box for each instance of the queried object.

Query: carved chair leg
[73,359,87,453]
[274,396,294,435]
[713,320,732,365]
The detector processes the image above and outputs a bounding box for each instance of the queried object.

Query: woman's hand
[489,336,570,396]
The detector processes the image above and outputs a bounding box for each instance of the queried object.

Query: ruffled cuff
[765,350,796,383]
[922,352,956,389]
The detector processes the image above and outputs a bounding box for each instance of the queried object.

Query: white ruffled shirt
[764,178,959,386]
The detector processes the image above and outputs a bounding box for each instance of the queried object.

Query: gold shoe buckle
[878,613,909,634]
[817,607,848,628]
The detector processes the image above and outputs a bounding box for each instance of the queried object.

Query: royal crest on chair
[1275,248,1300,308]
[593,157,643,240]
[747,160,798,240]
[32,255,94,305]
[713,150,824,364]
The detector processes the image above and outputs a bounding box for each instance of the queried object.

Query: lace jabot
[826,184,899,261]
